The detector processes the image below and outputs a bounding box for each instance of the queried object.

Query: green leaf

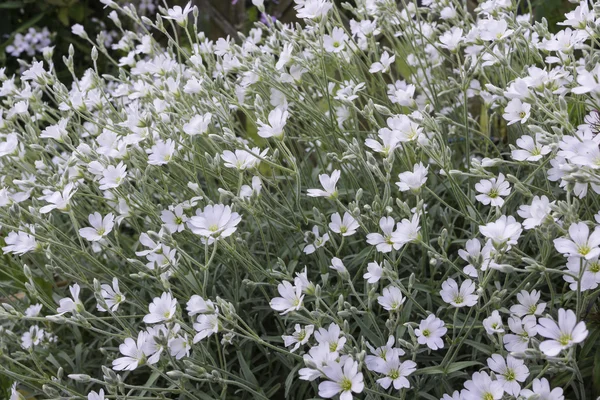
[237,351,259,387]
[285,364,301,398]
[57,7,69,26]
[0,1,24,9]
[415,361,481,375]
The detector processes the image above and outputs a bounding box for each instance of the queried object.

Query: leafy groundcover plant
[1,0,600,399]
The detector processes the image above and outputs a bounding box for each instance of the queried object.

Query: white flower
[483,310,504,334]
[40,118,69,141]
[520,378,564,400]
[390,214,421,247]
[553,222,600,259]
[98,278,126,312]
[21,325,44,349]
[440,278,478,307]
[365,336,404,373]
[147,139,176,165]
[270,281,304,315]
[363,261,383,283]
[329,212,359,236]
[479,215,522,247]
[282,324,314,352]
[503,315,537,353]
[143,292,177,324]
[99,162,127,190]
[164,2,193,25]
[186,295,215,316]
[71,24,86,38]
[161,205,188,233]
[537,308,588,356]
[303,225,330,254]
[240,176,262,199]
[475,173,511,207]
[56,283,84,315]
[87,389,105,400]
[307,170,341,198]
[517,195,553,229]
[458,238,497,277]
[296,0,333,20]
[257,106,288,139]
[415,315,447,350]
[387,80,416,107]
[112,331,156,371]
[512,134,551,162]
[462,371,503,400]
[183,113,212,136]
[39,182,76,213]
[365,128,401,156]
[315,323,346,352]
[503,98,531,125]
[369,51,395,74]
[187,204,241,244]
[380,114,423,143]
[299,344,339,381]
[396,162,428,192]
[324,27,348,53]
[193,313,219,342]
[376,358,416,390]
[168,333,192,360]
[318,358,364,400]
[25,304,43,317]
[79,212,114,242]
[367,216,400,253]
[487,354,529,396]
[563,256,600,291]
[439,27,463,51]
[221,148,266,170]
[510,290,546,317]
[377,286,405,312]
[2,230,38,255]
[330,257,348,274]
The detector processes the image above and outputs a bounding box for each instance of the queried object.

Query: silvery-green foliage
[1,0,600,399]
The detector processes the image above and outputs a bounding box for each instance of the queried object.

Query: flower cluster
[1,0,600,399]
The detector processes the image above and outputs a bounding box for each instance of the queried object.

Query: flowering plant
[1,0,600,399]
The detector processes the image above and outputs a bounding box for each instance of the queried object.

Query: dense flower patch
[1,0,600,399]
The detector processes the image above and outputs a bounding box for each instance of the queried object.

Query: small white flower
[143,292,177,324]
[439,27,463,51]
[503,315,537,353]
[315,323,346,352]
[56,283,84,315]
[147,139,176,165]
[329,257,348,274]
[318,358,364,399]
[329,212,359,236]
[324,27,348,53]
[377,286,406,312]
[365,336,404,373]
[363,261,383,283]
[479,215,522,248]
[517,195,553,229]
[79,212,114,242]
[98,278,126,312]
[282,324,315,352]
[510,290,546,317]
[440,278,478,307]
[221,148,266,170]
[503,98,531,125]
[376,358,416,390]
[303,225,330,254]
[39,182,76,214]
[99,162,127,190]
[112,331,156,371]
[183,113,212,136]
[269,281,304,315]
[40,118,69,141]
[520,378,564,400]
[483,310,504,334]
[161,205,188,233]
[415,315,447,350]
[367,217,399,253]
[487,354,529,396]
[396,162,428,192]
[462,371,503,400]
[553,222,600,259]
[257,106,288,139]
[187,204,242,244]
[186,295,215,316]
[193,313,219,343]
[87,389,105,400]
[512,134,551,162]
[307,170,341,198]
[475,173,511,207]
[164,1,193,25]
[537,308,588,356]
[369,51,395,74]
